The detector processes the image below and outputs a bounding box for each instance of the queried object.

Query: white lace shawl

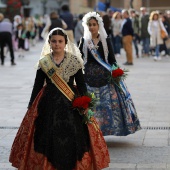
[40,53,83,83]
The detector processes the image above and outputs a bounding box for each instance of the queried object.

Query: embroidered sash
[87,39,112,72]
[39,55,74,101]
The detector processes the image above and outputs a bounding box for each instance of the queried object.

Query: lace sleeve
[74,69,87,95]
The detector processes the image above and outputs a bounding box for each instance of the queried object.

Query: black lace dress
[28,66,90,170]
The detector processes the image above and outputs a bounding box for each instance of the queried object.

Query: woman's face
[116,13,121,19]
[153,14,158,20]
[87,18,99,35]
[49,35,66,54]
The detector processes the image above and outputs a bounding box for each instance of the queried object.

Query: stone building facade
[0,0,169,17]
[99,0,170,12]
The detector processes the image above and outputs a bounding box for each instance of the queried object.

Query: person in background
[13,15,22,51]
[41,11,67,40]
[139,7,150,57]
[0,13,16,65]
[74,14,84,46]
[35,14,44,41]
[165,10,170,55]
[121,9,134,65]
[15,23,26,57]
[166,10,170,34]
[102,14,112,38]
[130,9,140,58]
[48,11,67,31]
[22,17,32,51]
[160,15,170,57]
[148,11,168,61]
[60,4,74,42]
[111,11,122,57]
[29,16,37,47]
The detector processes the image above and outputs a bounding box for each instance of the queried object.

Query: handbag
[160,29,167,39]
[159,21,167,39]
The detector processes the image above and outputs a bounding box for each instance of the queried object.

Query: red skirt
[9,87,110,170]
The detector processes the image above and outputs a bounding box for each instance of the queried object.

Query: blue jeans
[142,38,150,54]
[155,45,160,57]
[113,35,122,54]
[133,34,139,56]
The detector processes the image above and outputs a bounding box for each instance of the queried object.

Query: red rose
[112,68,124,78]
[72,97,83,108]
[73,96,91,109]
[81,96,91,108]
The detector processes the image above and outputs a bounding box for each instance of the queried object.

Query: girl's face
[49,35,66,54]
[87,18,99,35]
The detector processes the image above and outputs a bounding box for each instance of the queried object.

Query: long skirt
[9,86,110,170]
[87,81,141,136]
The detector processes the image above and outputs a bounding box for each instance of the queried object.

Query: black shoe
[1,62,4,65]
[123,62,133,65]
[11,62,16,65]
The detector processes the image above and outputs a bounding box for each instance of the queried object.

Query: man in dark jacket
[60,4,74,42]
[121,9,134,65]
[139,7,150,57]
[0,13,16,65]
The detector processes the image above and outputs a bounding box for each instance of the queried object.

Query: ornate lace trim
[48,53,82,83]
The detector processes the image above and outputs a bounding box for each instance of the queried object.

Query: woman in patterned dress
[79,12,141,136]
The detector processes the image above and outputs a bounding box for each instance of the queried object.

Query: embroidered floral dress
[79,37,141,136]
[9,53,110,170]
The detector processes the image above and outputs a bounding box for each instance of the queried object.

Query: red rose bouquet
[110,63,128,91]
[73,96,91,109]
[72,93,97,124]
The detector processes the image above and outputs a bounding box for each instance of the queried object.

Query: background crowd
[0,4,170,66]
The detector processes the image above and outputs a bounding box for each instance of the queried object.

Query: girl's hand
[83,108,89,115]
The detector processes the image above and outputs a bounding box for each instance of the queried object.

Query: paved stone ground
[0,42,170,170]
